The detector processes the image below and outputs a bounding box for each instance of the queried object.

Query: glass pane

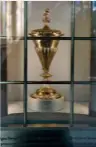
[6,1,24,40]
[74,40,91,81]
[28,40,71,81]
[16,1,24,38]
[27,84,70,127]
[92,1,96,37]
[74,84,96,127]
[28,1,71,37]
[1,84,24,127]
[75,1,91,37]
[1,1,24,81]
[74,39,96,82]
[74,85,89,114]
[0,1,7,36]
[6,40,24,81]
[8,84,23,114]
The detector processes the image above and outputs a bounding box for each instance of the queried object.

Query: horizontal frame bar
[1,127,96,131]
[1,120,96,126]
[1,36,96,40]
[0,81,96,84]
[27,36,96,40]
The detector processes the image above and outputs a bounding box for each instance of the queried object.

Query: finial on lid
[42,8,51,25]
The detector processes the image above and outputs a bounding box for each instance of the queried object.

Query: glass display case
[0,1,96,127]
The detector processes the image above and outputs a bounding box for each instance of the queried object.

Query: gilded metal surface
[31,85,61,99]
[29,9,64,99]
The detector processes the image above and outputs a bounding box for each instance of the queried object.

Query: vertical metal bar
[70,1,75,127]
[23,1,28,127]
[89,1,93,116]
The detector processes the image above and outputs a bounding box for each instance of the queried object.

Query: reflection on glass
[75,1,91,37]
[93,1,96,11]
[7,40,24,81]
[8,85,23,114]
[74,85,89,114]
[0,1,7,36]
[16,1,24,39]
[6,2,12,41]
[6,1,24,43]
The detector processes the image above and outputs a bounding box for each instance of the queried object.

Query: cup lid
[29,8,64,37]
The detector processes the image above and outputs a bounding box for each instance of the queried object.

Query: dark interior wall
[91,5,96,78]
[89,4,96,116]
[0,2,7,117]
[0,39,7,117]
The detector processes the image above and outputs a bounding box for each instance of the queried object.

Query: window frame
[1,1,96,127]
